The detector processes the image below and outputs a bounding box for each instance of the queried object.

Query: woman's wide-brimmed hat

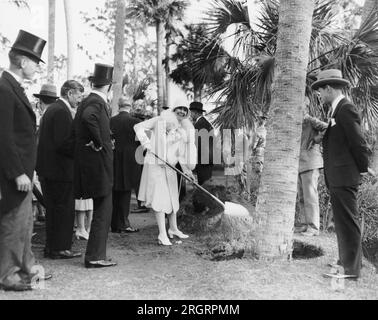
[11,29,46,63]
[88,63,115,86]
[173,105,189,114]
[311,69,351,90]
[33,84,59,99]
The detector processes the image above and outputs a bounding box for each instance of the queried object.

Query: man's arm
[82,102,104,150]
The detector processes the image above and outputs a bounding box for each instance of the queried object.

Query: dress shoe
[26,272,53,283]
[168,228,189,239]
[49,250,82,259]
[84,260,117,269]
[294,225,307,233]
[0,282,32,292]
[75,229,89,240]
[300,228,319,236]
[323,272,358,280]
[131,206,149,213]
[122,226,140,233]
[158,234,172,246]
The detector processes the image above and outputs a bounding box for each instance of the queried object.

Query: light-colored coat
[134,112,196,214]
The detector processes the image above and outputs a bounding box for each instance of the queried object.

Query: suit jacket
[322,97,369,187]
[0,71,37,213]
[110,111,142,191]
[36,99,75,182]
[194,116,214,166]
[73,93,113,198]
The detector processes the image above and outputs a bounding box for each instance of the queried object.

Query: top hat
[33,84,59,99]
[11,30,46,63]
[311,69,351,90]
[88,63,114,86]
[189,101,205,113]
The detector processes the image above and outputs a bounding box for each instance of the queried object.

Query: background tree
[47,0,55,83]
[111,0,126,115]
[64,0,74,79]
[127,0,188,114]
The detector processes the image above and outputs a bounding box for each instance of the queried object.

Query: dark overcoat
[36,99,74,181]
[0,71,37,213]
[322,98,369,187]
[194,116,214,166]
[73,93,113,198]
[110,111,142,191]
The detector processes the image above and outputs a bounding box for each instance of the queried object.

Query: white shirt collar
[5,70,23,86]
[59,98,76,119]
[91,90,108,103]
[331,94,345,117]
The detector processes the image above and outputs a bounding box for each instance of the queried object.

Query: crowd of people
[0,29,372,292]
[0,30,215,292]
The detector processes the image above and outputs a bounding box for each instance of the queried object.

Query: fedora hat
[88,63,114,86]
[189,101,205,113]
[11,30,46,63]
[311,69,350,90]
[33,84,59,99]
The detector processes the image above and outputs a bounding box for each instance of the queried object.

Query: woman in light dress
[134,107,196,245]
[74,198,93,240]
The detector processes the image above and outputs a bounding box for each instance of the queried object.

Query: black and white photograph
[0,0,377,302]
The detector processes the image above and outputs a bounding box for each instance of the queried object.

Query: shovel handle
[150,151,225,209]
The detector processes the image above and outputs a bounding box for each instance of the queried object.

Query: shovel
[151,152,249,217]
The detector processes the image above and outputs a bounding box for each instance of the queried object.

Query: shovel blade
[224,201,250,217]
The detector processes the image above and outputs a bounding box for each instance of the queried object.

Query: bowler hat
[88,63,114,86]
[189,101,205,113]
[311,69,350,90]
[33,84,59,99]
[11,30,46,63]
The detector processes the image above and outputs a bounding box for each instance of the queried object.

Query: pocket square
[330,118,336,127]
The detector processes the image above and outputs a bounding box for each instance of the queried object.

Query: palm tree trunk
[361,0,378,23]
[111,0,126,116]
[165,41,170,109]
[254,0,315,259]
[64,0,74,79]
[156,20,165,114]
[47,0,55,83]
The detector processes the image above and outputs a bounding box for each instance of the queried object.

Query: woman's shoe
[157,234,172,246]
[75,229,89,240]
[168,229,189,239]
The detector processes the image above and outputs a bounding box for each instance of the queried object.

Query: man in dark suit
[110,97,143,233]
[190,101,214,185]
[312,69,370,280]
[0,30,50,291]
[73,63,117,269]
[36,80,84,259]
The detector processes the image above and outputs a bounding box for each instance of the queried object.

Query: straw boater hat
[311,69,351,91]
[11,29,46,63]
[33,84,59,99]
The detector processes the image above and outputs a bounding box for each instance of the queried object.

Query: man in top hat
[311,69,370,280]
[73,63,117,268]
[189,101,214,185]
[36,80,84,260]
[110,96,143,233]
[0,30,51,291]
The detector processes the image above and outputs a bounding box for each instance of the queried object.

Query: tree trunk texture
[361,0,378,24]
[47,0,55,83]
[165,42,170,109]
[64,0,74,79]
[254,0,315,260]
[111,0,126,116]
[156,21,165,114]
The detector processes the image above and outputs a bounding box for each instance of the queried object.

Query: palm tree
[111,0,126,116]
[127,0,188,114]
[253,0,315,258]
[48,0,56,83]
[169,24,229,102]
[64,0,74,79]
[362,0,378,23]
